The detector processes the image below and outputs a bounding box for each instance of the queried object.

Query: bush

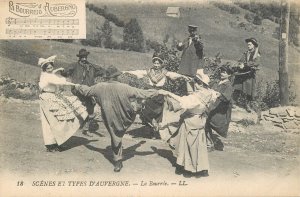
[51,39,74,43]
[86,3,125,27]
[261,80,280,109]
[255,79,297,110]
[145,39,161,52]
[244,13,255,23]
[213,2,240,14]
[289,16,300,46]
[0,85,39,100]
[80,39,98,47]
[117,73,152,90]
[253,14,263,25]
[236,1,299,45]
[123,18,145,52]
[110,40,122,50]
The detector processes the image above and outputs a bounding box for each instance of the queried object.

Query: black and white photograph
[0,0,299,196]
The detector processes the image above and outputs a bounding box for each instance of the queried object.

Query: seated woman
[205,65,234,151]
[158,72,219,178]
[38,56,87,152]
[125,53,187,136]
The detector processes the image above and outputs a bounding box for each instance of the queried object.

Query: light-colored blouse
[39,72,71,93]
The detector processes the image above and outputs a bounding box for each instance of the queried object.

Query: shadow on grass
[84,140,155,165]
[127,125,159,139]
[150,146,176,167]
[60,136,98,151]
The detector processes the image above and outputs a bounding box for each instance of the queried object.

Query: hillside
[0,1,299,85]
[86,1,299,80]
[0,40,153,80]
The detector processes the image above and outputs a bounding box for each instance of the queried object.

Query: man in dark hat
[74,65,159,172]
[61,49,106,136]
[176,25,204,94]
[233,38,261,113]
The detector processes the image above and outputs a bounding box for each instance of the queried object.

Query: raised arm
[130,86,158,99]
[123,70,148,79]
[165,71,188,80]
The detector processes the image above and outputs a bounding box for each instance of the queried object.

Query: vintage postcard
[0,0,299,196]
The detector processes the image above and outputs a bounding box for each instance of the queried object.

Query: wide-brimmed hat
[38,55,56,67]
[195,69,210,86]
[152,52,164,64]
[76,48,90,57]
[188,25,198,31]
[106,65,122,78]
[245,38,258,47]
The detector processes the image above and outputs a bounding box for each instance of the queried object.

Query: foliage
[236,79,298,111]
[98,19,113,49]
[117,73,152,90]
[289,15,300,46]
[86,3,125,27]
[145,39,161,52]
[244,12,255,23]
[1,86,39,100]
[236,1,299,45]
[158,44,181,72]
[51,39,74,43]
[123,18,145,52]
[253,14,263,25]
[80,39,98,47]
[213,2,240,14]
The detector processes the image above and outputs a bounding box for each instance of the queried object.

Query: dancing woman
[158,72,219,177]
[38,56,87,152]
[124,53,187,134]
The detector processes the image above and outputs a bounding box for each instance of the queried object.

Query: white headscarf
[38,55,56,67]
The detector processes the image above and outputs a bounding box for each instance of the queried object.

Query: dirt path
[0,100,299,196]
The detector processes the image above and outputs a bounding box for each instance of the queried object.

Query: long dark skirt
[233,72,256,99]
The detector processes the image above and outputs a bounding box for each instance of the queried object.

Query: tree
[101,19,113,48]
[123,18,145,52]
[96,19,113,48]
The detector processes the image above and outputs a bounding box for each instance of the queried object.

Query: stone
[295,108,300,118]
[283,121,298,130]
[231,110,258,124]
[269,107,288,116]
[282,117,295,122]
[263,113,277,118]
[286,107,295,117]
[264,116,283,124]
[278,112,287,117]
[274,123,284,129]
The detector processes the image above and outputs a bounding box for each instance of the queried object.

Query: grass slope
[87,1,299,80]
[0,1,299,84]
[0,40,153,76]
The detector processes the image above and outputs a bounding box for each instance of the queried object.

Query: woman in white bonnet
[38,55,87,152]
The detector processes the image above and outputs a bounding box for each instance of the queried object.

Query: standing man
[75,66,159,172]
[233,38,261,113]
[177,25,204,94]
[61,49,106,136]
